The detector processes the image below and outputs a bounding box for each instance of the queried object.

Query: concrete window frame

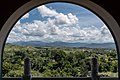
[0,0,120,79]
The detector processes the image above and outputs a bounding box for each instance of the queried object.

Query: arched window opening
[2,2,118,78]
[0,1,120,80]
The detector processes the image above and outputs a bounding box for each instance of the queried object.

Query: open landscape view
[3,2,118,77]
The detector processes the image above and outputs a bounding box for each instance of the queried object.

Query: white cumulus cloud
[37,5,78,25]
[37,5,58,17]
[6,5,114,43]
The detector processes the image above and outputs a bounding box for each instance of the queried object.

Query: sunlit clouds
[7,4,114,43]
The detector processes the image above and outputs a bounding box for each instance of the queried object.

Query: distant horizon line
[6,40,115,44]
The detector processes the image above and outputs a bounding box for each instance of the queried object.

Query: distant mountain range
[11,41,116,49]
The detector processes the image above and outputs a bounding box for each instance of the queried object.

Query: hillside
[2,44,118,77]
[11,41,116,49]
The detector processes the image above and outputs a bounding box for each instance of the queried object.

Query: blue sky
[21,3,103,27]
[7,2,114,43]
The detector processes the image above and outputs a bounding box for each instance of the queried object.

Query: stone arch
[0,0,120,79]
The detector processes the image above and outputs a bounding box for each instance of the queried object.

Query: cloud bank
[7,5,114,43]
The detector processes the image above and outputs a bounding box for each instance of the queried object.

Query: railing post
[22,57,31,80]
[91,58,99,80]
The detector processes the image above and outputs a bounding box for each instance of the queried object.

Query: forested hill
[11,41,116,49]
[3,43,118,77]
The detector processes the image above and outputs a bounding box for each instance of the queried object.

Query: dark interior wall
[0,0,120,30]
[0,0,30,30]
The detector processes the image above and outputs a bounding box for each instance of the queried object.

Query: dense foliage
[2,44,118,77]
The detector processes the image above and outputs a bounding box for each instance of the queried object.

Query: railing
[2,57,118,80]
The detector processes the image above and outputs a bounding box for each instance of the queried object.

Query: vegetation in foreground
[2,43,118,77]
